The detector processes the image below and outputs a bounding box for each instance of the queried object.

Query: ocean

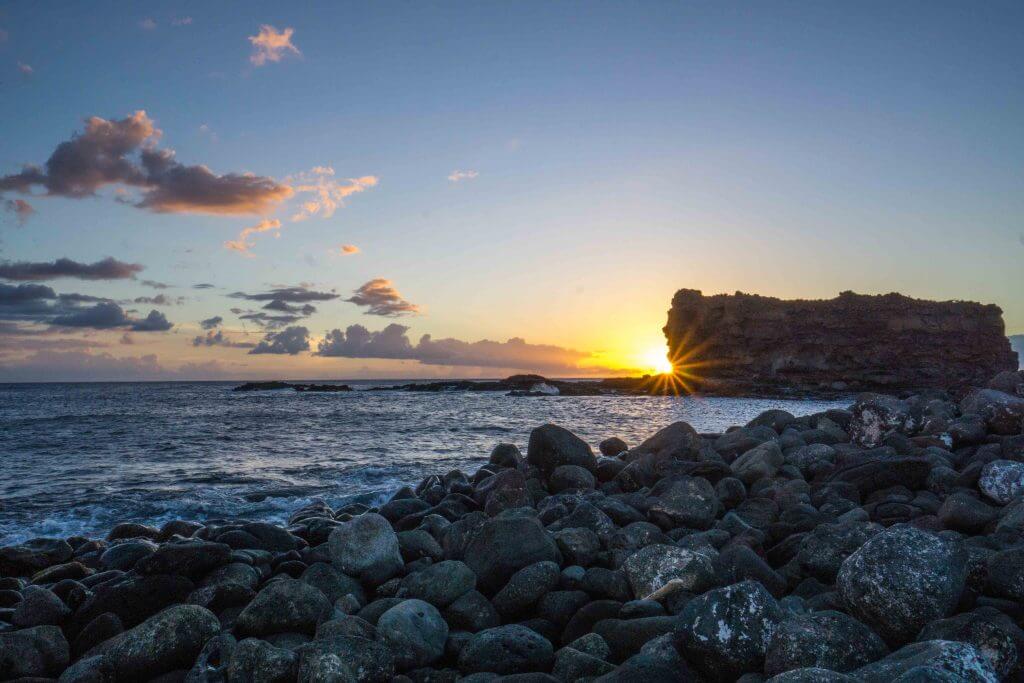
[0,381,849,545]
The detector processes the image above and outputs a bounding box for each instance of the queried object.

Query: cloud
[0,257,143,281]
[250,325,309,354]
[288,168,378,221]
[347,278,419,317]
[51,301,130,328]
[3,199,34,225]
[130,310,173,331]
[141,279,170,289]
[172,17,193,26]
[0,287,173,332]
[238,311,302,329]
[0,350,237,382]
[192,329,255,348]
[224,218,281,254]
[316,323,595,374]
[231,286,338,303]
[0,111,293,216]
[193,283,216,289]
[131,294,182,306]
[337,244,360,255]
[263,300,316,315]
[447,170,479,183]
[17,62,33,77]
[200,315,223,329]
[249,25,300,66]
[139,18,157,30]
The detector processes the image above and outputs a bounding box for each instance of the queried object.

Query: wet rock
[937,492,998,533]
[837,525,967,644]
[105,604,220,680]
[235,578,332,637]
[377,599,448,669]
[464,517,559,593]
[0,625,69,678]
[0,538,73,577]
[621,544,714,599]
[328,513,403,583]
[72,573,194,630]
[136,540,232,578]
[490,443,525,469]
[227,638,298,682]
[99,540,158,571]
[12,585,70,627]
[674,580,783,682]
[398,560,476,608]
[978,459,1024,505]
[528,424,597,475]
[301,562,365,606]
[492,561,560,617]
[731,441,785,485]
[764,610,889,675]
[548,465,596,493]
[108,522,161,541]
[552,528,601,567]
[599,438,628,457]
[458,624,555,675]
[72,611,123,657]
[397,530,443,563]
[646,476,719,530]
[854,640,998,683]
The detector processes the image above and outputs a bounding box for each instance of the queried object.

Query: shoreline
[0,371,1022,680]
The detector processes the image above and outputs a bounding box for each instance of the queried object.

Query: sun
[641,347,675,375]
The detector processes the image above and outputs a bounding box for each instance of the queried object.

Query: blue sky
[1,1,1021,380]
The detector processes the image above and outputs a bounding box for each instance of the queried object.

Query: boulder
[797,521,882,582]
[443,589,500,633]
[986,547,1024,601]
[646,476,719,530]
[764,610,889,675]
[961,388,1024,435]
[105,604,220,680]
[458,624,555,675]
[527,424,597,474]
[837,525,967,644]
[376,599,448,670]
[12,585,70,627]
[327,513,403,583]
[548,465,596,493]
[397,560,476,608]
[300,562,365,605]
[599,437,628,457]
[235,578,332,636]
[978,460,1024,505]
[731,441,785,485]
[135,540,232,578]
[296,635,395,683]
[0,625,69,678]
[0,538,73,577]
[463,517,560,593]
[674,580,783,682]
[917,607,1024,679]
[850,394,913,447]
[621,544,714,600]
[227,638,298,683]
[492,561,560,617]
[854,640,999,683]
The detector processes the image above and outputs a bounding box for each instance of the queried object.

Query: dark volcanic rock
[235,578,332,636]
[0,625,69,678]
[376,598,448,670]
[764,610,889,675]
[0,538,73,577]
[527,424,597,474]
[464,516,559,593]
[105,604,220,680]
[328,512,404,583]
[458,624,555,675]
[837,525,967,644]
[854,640,999,682]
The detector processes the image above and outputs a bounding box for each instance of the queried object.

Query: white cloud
[447,170,479,183]
[248,25,300,66]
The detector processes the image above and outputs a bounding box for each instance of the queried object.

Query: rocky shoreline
[2,371,1024,682]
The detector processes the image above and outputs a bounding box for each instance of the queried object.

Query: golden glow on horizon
[641,346,675,375]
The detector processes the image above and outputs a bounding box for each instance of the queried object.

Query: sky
[0,1,1022,381]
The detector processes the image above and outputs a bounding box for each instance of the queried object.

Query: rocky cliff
[663,289,1018,394]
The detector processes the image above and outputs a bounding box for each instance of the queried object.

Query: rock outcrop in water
[2,370,1024,680]
[664,289,1019,395]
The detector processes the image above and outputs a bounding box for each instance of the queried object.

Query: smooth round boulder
[492,561,560,617]
[134,539,232,578]
[458,624,555,675]
[235,578,332,636]
[548,465,596,493]
[297,635,395,683]
[837,525,967,644]
[621,544,715,600]
[764,610,889,675]
[599,437,628,457]
[328,513,403,583]
[397,560,475,608]
[12,585,70,627]
[917,607,1024,679]
[854,640,999,683]
[227,638,298,682]
[527,424,597,475]
[377,599,448,670]
[463,516,560,593]
[105,604,220,680]
[674,580,783,682]
[978,460,1024,505]
[0,625,69,678]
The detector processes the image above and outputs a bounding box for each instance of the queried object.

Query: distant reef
[664,289,1019,395]
[233,381,352,393]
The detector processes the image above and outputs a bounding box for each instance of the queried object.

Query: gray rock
[105,604,220,680]
[443,590,500,633]
[297,635,395,682]
[12,585,70,627]
[978,460,1024,505]
[328,513,403,584]
[765,669,858,683]
[316,615,376,640]
[0,625,70,678]
[646,476,719,530]
[850,394,912,447]
[986,547,1024,600]
[227,638,298,682]
[458,624,555,675]
[599,437,628,457]
[464,517,560,593]
[376,599,448,670]
[527,424,598,474]
[236,578,332,637]
[301,562,365,606]
[552,647,615,680]
[855,640,998,683]
[552,528,601,567]
[397,560,476,608]
[0,538,73,576]
[674,580,783,682]
[185,632,237,683]
[764,610,889,675]
[621,544,714,599]
[961,388,1024,435]
[99,540,158,571]
[135,540,232,578]
[731,441,785,485]
[548,465,596,493]
[917,607,1024,679]
[492,561,560,617]
[593,616,676,662]
[796,521,882,583]
[837,525,967,644]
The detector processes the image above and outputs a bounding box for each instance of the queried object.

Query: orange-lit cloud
[338,244,360,255]
[17,61,33,76]
[288,167,378,221]
[224,218,282,255]
[347,279,419,317]
[249,25,300,66]
[3,199,34,225]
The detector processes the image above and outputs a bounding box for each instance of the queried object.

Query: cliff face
[663,289,1019,393]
